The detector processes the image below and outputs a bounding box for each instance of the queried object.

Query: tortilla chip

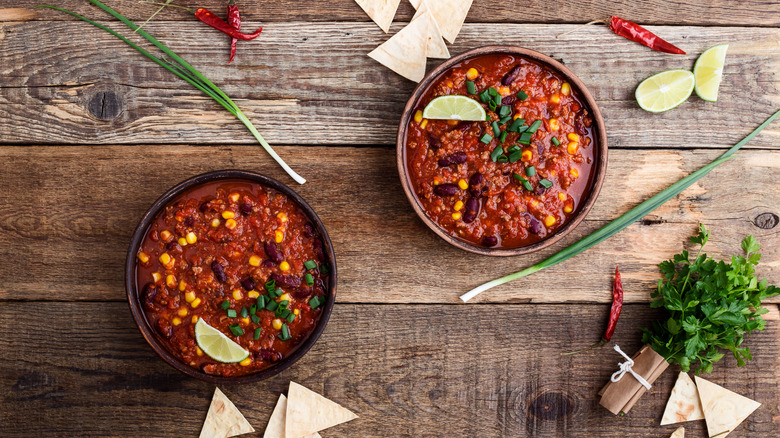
[661,372,705,425]
[368,13,430,82]
[694,376,761,438]
[669,426,685,438]
[199,388,255,438]
[263,394,321,438]
[285,381,358,438]
[355,0,401,33]
[409,0,473,43]
[411,0,450,59]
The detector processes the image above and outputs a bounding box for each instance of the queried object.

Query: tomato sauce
[135,180,329,377]
[404,54,598,249]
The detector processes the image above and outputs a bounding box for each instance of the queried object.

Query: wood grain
[1,22,778,146]
[3,0,779,26]
[1,302,778,438]
[0,145,777,304]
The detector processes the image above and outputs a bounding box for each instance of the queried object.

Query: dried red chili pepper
[562,266,624,355]
[145,2,261,40]
[608,16,685,55]
[227,0,240,63]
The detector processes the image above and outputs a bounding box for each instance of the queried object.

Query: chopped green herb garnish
[498,115,512,125]
[257,295,267,308]
[552,137,560,146]
[466,81,476,95]
[525,166,536,177]
[478,89,490,103]
[250,304,257,315]
[229,324,244,337]
[253,327,262,340]
[278,323,291,341]
[220,300,230,310]
[518,132,533,144]
[496,155,509,163]
[251,314,261,324]
[492,146,505,162]
[480,134,494,145]
[274,288,283,298]
[488,87,498,96]
[491,121,500,137]
[507,145,521,153]
[279,309,291,319]
[309,296,323,309]
[488,100,497,111]
[240,307,248,318]
[286,313,296,323]
[516,125,529,134]
[507,118,525,132]
[264,280,276,294]
[226,309,237,318]
[527,120,542,133]
[492,93,502,107]
[498,105,511,118]
[513,174,533,191]
[516,90,528,100]
[304,260,317,270]
[265,300,278,311]
[539,179,553,188]
[499,131,508,143]
[508,151,524,163]
[304,273,314,286]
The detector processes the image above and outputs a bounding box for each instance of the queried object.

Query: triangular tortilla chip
[409,0,472,43]
[695,376,761,438]
[411,0,450,59]
[661,372,705,425]
[355,0,401,33]
[368,13,429,82]
[285,381,358,438]
[669,426,685,438]
[264,394,321,438]
[199,388,255,438]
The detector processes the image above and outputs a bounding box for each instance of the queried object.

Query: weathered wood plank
[0,145,777,304]
[1,22,778,146]
[1,302,778,437]
[3,0,779,26]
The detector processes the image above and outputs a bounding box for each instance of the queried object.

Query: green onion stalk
[461,109,780,302]
[38,0,306,185]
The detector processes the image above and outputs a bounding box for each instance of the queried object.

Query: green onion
[552,137,560,146]
[38,1,305,184]
[279,309,291,319]
[478,90,490,103]
[488,87,498,96]
[279,300,289,307]
[496,155,509,163]
[488,100,497,112]
[304,273,314,286]
[220,300,230,310]
[286,313,296,323]
[491,121,501,137]
[507,145,521,153]
[492,93,502,107]
[265,300,278,311]
[257,295,267,308]
[309,296,323,309]
[516,125,529,134]
[507,118,525,132]
[229,324,244,337]
[516,90,528,100]
[508,151,523,163]
[527,120,542,133]
[499,131,508,143]
[518,132,532,145]
[539,179,553,189]
[264,280,276,294]
[251,314,261,324]
[240,307,248,318]
[254,327,262,340]
[226,309,237,318]
[278,323,291,341]
[304,260,317,270]
[512,174,533,191]
[498,115,512,125]
[498,105,511,118]
[525,166,536,177]
[466,81,476,95]
[250,304,257,315]
[275,288,284,297]
[460,110,780,302]
[490,145,503,161]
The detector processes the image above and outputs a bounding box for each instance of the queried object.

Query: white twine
[610,345,652,390]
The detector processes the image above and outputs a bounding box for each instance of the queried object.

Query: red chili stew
[136,180,329,377]
[405,54,597,249]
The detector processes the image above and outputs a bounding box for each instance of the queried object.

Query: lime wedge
[635,69,695,113]
[422,95,487,121]
[194,318,249,363]
[694,43,728,102]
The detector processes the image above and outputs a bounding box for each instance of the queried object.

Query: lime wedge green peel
[194,318,249,363]
[460,109,780,302]
[636,69,695,113]
[694,44,729,102]
[422,95,487,121]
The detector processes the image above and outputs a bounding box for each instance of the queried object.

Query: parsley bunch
[641,225,779,373]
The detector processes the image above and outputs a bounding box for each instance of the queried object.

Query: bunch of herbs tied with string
[641,224,779,374]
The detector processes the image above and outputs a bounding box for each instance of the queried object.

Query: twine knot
[610,345,652,390]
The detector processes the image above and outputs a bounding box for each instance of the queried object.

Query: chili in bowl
[125,170,336,384]
[397,46,608,256]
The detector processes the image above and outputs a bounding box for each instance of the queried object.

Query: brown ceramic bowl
[397,46,608,256]
[125,170,337,384]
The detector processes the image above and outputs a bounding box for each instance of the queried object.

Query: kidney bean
[257,349,282,362]
[166,241,182,253]
[270,273,302,289]
[303,223,315,238]
[428,134,441,150]
[501,95,516,105]
[142,283,158,311]
[313,238,325,260]
[291,287,312,300]
[482,235,498,247]
[211,261,227,283]
[199,202,210,213]
[262,260,276,268]
[534,186,547,196]
[264,241,284,264]
[240,277,256,291]
[537,144,545,155]
[468,172,484,197]
[438,152,468,167]
[239,203,253,216]
[501,65,522,85]
[433,183,459,197]
[462,197,480,223]
[156,317,173,339]
[528,217,542,235]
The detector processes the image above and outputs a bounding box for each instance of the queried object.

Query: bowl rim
[396,45,609,256]
[124,169,337,384]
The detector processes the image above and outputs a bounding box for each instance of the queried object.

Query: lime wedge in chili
[194,318,249,363]
[422,95,487,121]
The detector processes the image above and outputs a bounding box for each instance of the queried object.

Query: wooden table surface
[1,1,779,436]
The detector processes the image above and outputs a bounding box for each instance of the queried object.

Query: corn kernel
[186,232,197,244]
[414,110,423,124]
[279,293,291,302]
[564,204,574,213]
[172,317,181,326]
[239,357,251,366]
[567,133,580,142]
[241,317,250,325]
[549,118,559,131]
[248,291,259,299]
[229,192,240,203]
[166,274,176,288]
[466,67,479,80]
[446,80,454,88]
[192,315,199,324]
[498,86,511,96]
[558,192,566,201]
[452,212,462,220]
[177,307,188,317]
[196,346,203,356]
[137,251,150,263]
[211,218,221,227]
[561,82,571,96]
[272,319,283,330]
[275,230,284,243]
[420,119,428,129]
[530,199,539,208]
[280,261,290,271]
[457,178,468,190]
[160,230,172,241]
[445,119,458,126]
[185,291,196,303]
[152,272,162,283]
[177,237,187,247]
[233,289,243,300]
[433,177,440,185]
[294,309,300,316]
[550,94,560,104]
[545,215,556,227]
[570,168,579,178]
[225,218,237,230]
[513,113,523,120]
[521,150,533,161]
[190,298,202,308]
[567,142,579,155]
[221,211,235,219]
[277,212,288,223]
[159,252,171,266]
[454,201,464,211]
[249,255,261,267]
[178,280,186,291]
